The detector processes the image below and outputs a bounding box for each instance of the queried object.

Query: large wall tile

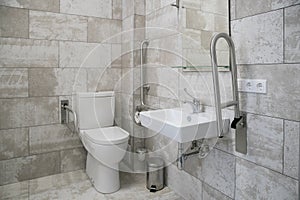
[232,10,283,64]
[0,38,58,68]
[0,68,28,98]
[28,68,87,96]
[239,114,284,172]
[238,64,300,121]
[29,124,82,154]
[271,0,300,9]
[86,68,122,92]
[236,158,298,200]
[113,0,122,19]
[0,97,59,129]
[202,183,232,200]
[29,152,61,180]
[184,149,235,198]
[284,4,300,63]
[88,18,121,43]
[0,152,60,185]
[284,120,299,179]
[60,147,86,173]
[60,0,112,18]
[29,11,87,41]
[167,164,203,200]
[0,0,59,12]
[59,41,111,68]
[0,128,28,160]
[0,6,28,38]
[235,0,272,19]
[0,180,29,199]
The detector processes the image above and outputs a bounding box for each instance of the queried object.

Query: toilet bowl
[74,92,129,193]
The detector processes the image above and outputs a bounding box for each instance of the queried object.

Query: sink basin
[139,108,230,143]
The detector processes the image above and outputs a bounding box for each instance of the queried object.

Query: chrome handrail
[139,40,158,110]
[210,33,241,137]
[62,105,78,134]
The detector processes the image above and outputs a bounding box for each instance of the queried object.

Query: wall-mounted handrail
[62,105,78,134]
[139,40,158,110]
[210,33,247,151]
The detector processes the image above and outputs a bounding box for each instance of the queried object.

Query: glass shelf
[171,65,230,72]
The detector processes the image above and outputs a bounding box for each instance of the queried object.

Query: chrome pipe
[210,33,241,137]
[177,143,184,170]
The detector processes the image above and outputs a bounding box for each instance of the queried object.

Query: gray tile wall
[0,1,122,186]
[144,0,300,199]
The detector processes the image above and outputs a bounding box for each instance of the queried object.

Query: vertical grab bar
[140,40,149,108]
[210,33,247,154]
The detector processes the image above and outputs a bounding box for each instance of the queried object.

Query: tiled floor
[0,170,182,200]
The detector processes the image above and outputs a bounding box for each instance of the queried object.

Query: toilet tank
[75,92,115,130]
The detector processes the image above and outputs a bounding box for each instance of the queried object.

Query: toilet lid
[83,127,129,145]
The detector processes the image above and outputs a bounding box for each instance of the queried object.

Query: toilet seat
[82,126,129,145]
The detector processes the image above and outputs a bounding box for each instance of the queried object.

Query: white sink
[140,108,230,143]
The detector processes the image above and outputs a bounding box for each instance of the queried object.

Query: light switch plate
[238,79,267,94]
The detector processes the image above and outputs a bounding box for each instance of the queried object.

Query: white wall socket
[238,79,267,94]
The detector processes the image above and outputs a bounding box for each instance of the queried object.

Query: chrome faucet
[183,88,204,113]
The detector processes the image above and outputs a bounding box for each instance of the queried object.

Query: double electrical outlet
[237,79,267,94]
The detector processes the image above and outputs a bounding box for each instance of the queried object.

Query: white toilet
[74,91,129,193]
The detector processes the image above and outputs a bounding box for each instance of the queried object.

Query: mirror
[178,0,230,71]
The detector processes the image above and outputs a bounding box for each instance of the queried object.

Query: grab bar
[62,104,78,134]
[140,40,158,110]
[210,33,247,154]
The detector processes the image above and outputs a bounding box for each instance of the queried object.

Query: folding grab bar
[210,33,247,154]
[61,104,78,134]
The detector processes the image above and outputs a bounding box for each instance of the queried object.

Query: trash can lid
[147,157,164,168]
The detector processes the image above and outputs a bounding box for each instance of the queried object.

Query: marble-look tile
[29,152,61,180]
[134,0,145,15]
[0,97,59,129]
[122,0,134,19]
[28,170,181,200]
[0,128,28,160]
[0,68,28,98]
[236,158,298,200]
[0,6,28,38]
[28,68,87,96]
[235,0,272,18]
[240,114,284,172]
[184,149,235,198]
[29,11,87,41]
[113,0,122,20]
[0,180,29,200]
[0,38,58,68]
[60,147,87,173]
[271,0,300,9]
[232,10,283,64]
[86,68,121,92]
[29,124,82,154]
[0,152,60,185]
[238,64,300,121]
[202,183,232,200]
[145,67,179,100]
[59,41,111,68]
[167,164,203,200]
[284,4,300,63]
[0,0,59,12]
[186,9,215,31]
[60,0,112,18]
[111,43,122,68]
[146,5,178,30]
[284,120,299,179]
[88,18,121,43]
